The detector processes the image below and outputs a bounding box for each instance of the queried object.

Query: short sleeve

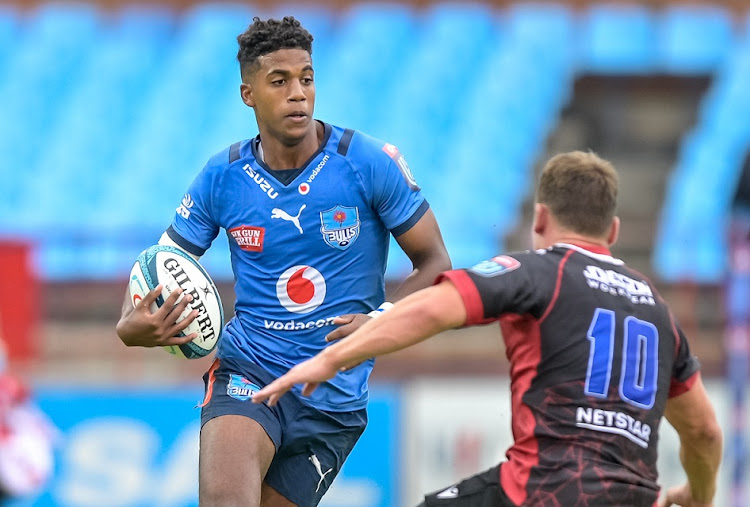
[370,143,428,237]
[436,252,555,325]
[668,321,701,398]
[168,159,223,256]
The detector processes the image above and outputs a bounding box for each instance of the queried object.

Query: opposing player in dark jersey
[115,16,451,507]
[254,151,723,507]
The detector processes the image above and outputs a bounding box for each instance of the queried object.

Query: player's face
[241,49,315,145]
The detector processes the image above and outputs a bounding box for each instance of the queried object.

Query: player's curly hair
[237,16,314,79]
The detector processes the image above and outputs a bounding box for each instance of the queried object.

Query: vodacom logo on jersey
[276,265,327,314]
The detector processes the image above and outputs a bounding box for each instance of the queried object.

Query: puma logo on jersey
[272,205,306,234]
[243,164,278,199]
[309,454,332,493]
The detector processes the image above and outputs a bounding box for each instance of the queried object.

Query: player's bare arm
[326,209,451,342]
[255,280,464,406]
[659,375,723,507]
[115,285,198,348]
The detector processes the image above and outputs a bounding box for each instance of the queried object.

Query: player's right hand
[252,353,339,407]
[116,285,198,348]
[658,483,713,507]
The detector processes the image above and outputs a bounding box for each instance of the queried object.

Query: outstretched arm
[659,375,723,507]
[254,280,465,405]
[326,209,451,341]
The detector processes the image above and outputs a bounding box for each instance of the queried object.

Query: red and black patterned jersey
[437,243,700,507]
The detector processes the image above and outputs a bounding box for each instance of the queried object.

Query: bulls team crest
[227,374,262,401]
[320,205,360,250]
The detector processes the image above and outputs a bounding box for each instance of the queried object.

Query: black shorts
[422,465,514,507]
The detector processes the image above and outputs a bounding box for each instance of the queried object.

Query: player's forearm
[678,425,723,503]
[326,282,464,368]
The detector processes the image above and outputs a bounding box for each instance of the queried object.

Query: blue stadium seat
[0,5,20,67]
[507,3,573,48]
[506,4,575,84]
[380,4,500,177]
[580,4,657,73]
[658,5,734,74]
[0,3,103,244]
[111,4,254,216]
[28,6,176,234]
[315,4,414,130]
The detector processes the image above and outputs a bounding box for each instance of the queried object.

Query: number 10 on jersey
[585,308,659,410]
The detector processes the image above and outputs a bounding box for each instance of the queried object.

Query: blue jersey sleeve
[368,141,428,237]
[167,150,226,256]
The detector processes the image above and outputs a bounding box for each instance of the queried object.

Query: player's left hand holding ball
[116,285,198,348]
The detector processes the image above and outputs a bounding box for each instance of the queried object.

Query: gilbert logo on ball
[129,245,224,359]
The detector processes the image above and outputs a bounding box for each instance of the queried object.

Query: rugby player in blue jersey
[116,15,450,507]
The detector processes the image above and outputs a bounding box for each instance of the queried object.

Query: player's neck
[258,122,323,170]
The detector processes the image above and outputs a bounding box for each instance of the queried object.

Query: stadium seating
[580,4,657,74]
[0,2,744,280]
[658,5,734,74]
[655,40,750,282]
[0,5,19,68]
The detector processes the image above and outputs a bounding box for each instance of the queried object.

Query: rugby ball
[129,245,224,359]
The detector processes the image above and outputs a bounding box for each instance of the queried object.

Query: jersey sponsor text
[176,194,193,219]
[575,406,652,448]
[243,164,278,199]
[229,226,265,252]
[583,265,655,305]
[263,317,337,331]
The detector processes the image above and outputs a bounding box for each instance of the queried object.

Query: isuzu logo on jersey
[382,143,420,190]
[320,205,360,250]
[243,164,278,199]
[276,265,327,314]
[469,255,521,277]
[229,226,265,252]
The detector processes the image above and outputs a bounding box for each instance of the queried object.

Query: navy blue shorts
[199,356,367,507]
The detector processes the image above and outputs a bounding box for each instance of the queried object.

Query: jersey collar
[556,242,624,265]
[250,121,332,186]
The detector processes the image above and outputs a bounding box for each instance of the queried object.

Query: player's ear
[240,82,255,108]
[607,216,620,246]
[533,203,548,236]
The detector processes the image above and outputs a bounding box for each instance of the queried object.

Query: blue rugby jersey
[167,122,428,411]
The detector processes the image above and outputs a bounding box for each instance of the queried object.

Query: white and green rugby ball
[129,245,224,359]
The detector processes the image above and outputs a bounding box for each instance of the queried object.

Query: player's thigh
[422,465,512,507]
[199,415,276,502]
[260,482,298,507]
[264,405,367,507]
[199,358,286,504]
